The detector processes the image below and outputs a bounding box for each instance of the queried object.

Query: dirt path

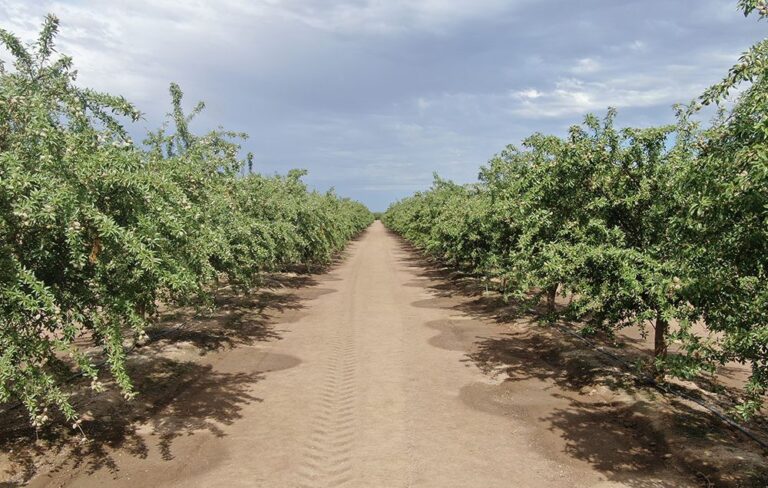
[18,222,760,487]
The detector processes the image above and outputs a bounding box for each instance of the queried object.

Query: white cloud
[416,97,431,114]
[509,75,699,118]
[514,88,543,100]
[0,0,762,211]
[608,39,648,54]
[272,0,528,34]
[571,57,601,74]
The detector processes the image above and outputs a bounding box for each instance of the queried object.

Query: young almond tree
[672,0,768,417]
[0,16,373,427]
[478,133,565,309]
[0,15,161,425]
[478,112,692,382]
[564,120,693,382]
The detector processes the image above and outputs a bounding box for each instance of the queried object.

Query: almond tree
[672,0,768,417]
[0,17,372,427]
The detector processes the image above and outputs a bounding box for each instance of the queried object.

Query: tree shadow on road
[467,326,768,486]
[0,272,315,485]
[152,287,304,354]
[0,360,265,484]
[391,234,768,488]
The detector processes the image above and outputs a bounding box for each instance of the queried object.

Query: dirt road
[20,222,757,487]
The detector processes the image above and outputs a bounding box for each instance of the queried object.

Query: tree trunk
[88,236,102,265]
[653,313,668,383]
[546,284,558,314]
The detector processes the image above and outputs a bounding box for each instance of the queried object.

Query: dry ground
[1,221,766,487]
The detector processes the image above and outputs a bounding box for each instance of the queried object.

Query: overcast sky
[1,1,765,210]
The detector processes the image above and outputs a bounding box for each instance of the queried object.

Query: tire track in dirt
[297,271,360,488]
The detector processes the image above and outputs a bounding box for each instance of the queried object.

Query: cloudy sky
[1,1,765,210]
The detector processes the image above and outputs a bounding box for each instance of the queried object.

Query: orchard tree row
[384,1,768,418]
[0,17,373,427]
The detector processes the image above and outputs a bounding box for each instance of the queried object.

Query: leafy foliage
[0,16,372,427]
[385,3,768,418]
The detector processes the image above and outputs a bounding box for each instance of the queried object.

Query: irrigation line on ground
[549,320,768,450]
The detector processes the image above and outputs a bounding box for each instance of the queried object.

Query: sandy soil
[2,221,766,487]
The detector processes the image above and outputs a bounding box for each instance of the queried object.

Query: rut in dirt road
[24,221,708,487]
[298,304,359,487]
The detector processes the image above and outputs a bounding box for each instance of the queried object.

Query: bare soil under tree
[1,222,766,487]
